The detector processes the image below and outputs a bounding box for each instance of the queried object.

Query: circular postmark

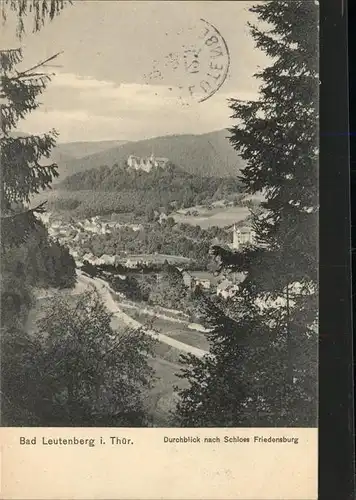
[144,19,230,104]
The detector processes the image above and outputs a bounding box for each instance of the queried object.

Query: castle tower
[127,155,134,168]
[149,151,158,168]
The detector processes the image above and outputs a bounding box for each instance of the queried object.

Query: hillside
[53,139,128,160]
[55,129,244,181]
[55,162,243,218]
[10,133,128,173]
[50,140,128,168]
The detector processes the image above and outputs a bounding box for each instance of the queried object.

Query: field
[172,205,251,229]
[132,312,211,352]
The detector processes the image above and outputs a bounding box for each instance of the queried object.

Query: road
[77,271,209,359]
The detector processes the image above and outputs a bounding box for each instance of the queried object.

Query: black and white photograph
[1,0,319,429]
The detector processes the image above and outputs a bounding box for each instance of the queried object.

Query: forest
[0,1,154,427]
[78,220,231,264]
[57,162,243,216]
[82,260,207,321]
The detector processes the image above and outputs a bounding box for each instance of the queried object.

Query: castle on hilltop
[127,154,169,173]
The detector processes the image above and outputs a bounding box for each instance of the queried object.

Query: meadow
[172,205,251,229]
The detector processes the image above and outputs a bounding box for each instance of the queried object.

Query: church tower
[232,224,241,250]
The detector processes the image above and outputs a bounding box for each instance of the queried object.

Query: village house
[216,279,239,299]
[182,271,193,289]
[50,220,61,230]
[124,258,149,269]
[158,213,168,224]
[99,254,116,266]
[81,219,110,235]
[38,212,51,225]
[82,252,95,263]
[196,278,211,290]
[181,271,212,291]
[127,223,144,232]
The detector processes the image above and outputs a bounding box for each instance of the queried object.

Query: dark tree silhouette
[175,0,318,427]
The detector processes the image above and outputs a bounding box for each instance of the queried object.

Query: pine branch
[15,52,63,78]
[2,1,72,39]
[0,202,47,249]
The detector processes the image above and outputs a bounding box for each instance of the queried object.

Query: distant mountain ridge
[9,132,128,170]
[53,139,128,160]
[55,129,244,182]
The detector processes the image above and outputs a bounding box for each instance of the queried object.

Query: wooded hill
[57,161,242,218]
[55,129,245,181]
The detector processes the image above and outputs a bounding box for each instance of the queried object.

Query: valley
[28,128,261,425]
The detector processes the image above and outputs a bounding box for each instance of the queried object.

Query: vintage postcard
[0,1,319,498]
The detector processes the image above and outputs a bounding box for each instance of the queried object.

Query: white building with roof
[182,271,212,291]
[127,154,169,172]
[82,253,94,263]
[232,225,256,250]
[99,254,116,266]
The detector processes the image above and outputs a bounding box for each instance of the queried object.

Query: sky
[1,1,269,143]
